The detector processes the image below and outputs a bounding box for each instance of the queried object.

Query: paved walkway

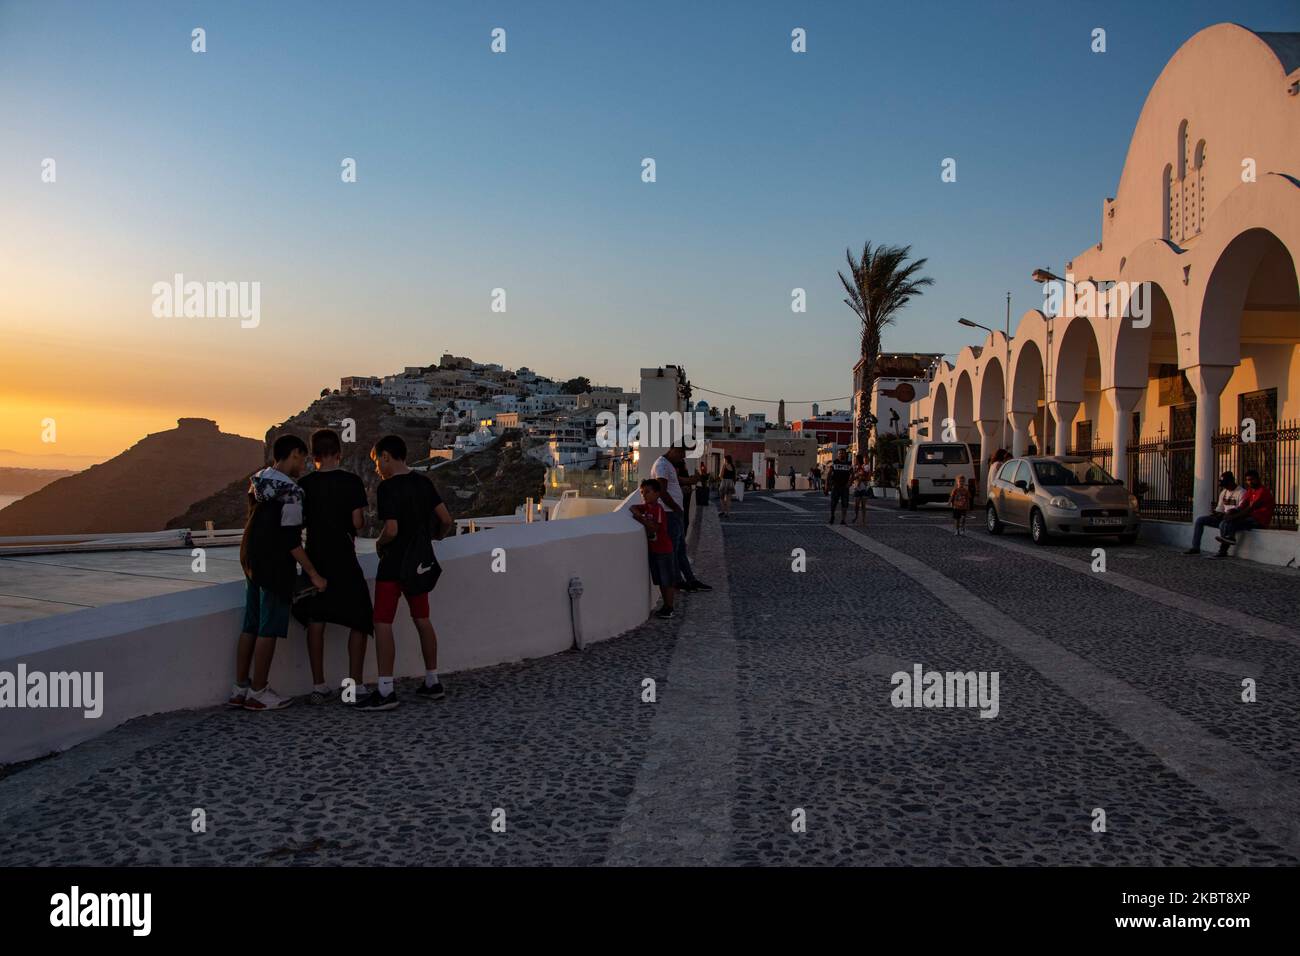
[2,493,1297,865]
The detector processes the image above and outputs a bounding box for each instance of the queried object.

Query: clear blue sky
[1,0,1296,452]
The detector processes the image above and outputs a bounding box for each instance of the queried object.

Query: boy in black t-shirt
[827,450,853,525]
[358,434,455,712]
[295,428,374,705]
[230,434,327,712]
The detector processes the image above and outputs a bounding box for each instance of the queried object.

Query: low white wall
[1139,519,1300,566]
[550,497,623,520]
[0,510,650,765]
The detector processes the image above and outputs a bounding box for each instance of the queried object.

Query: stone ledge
[1139,519,1299,567]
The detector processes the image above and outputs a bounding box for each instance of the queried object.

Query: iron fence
[1067,441,1113,477]
[1126,434,1194,522]
[1214,420,1299,531]
[1070,420,1300,529]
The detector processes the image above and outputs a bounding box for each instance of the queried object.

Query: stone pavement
[1,492,1297,865]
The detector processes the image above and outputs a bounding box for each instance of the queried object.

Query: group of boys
[230,430,454,713]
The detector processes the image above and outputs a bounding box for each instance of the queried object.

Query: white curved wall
[0,510,651,765]
[549,496,623,520]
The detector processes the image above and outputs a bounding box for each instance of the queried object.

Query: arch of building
[969,332,1009,463]
[1050,313,1105,456]
[952,368,975,441]
[930,378,950,441]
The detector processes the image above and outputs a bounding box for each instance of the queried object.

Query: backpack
[240,496,291,594]
[398,492,441,596]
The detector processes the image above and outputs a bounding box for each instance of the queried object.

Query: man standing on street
[652,444,712,593]
[828,449,853,524]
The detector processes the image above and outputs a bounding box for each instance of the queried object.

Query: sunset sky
[2,0,1297,463]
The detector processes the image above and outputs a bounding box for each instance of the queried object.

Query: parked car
[899,441,981,509]
[985,456,1140,544]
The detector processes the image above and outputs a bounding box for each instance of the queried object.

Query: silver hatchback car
[985,456,1141,544]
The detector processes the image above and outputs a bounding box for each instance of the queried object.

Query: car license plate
[933,478,953,486]
[1089,517,1124,526]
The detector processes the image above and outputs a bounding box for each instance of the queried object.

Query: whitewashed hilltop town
[331,352,937,487]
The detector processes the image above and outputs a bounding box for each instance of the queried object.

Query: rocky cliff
[0,419,263,535]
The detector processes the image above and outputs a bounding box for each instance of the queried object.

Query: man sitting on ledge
[1185,471,1242,555]
[1214,469,1275,559]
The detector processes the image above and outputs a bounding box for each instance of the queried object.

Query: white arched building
[911,24,1300,548]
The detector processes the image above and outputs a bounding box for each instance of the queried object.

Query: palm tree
[839,242,933,453]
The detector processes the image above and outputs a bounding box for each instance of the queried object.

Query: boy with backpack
[360,434,455,711]
[229,434,327,712]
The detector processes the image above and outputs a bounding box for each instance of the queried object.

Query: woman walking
[719,454,737,518]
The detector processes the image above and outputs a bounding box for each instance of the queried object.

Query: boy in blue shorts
[228,434,327,712]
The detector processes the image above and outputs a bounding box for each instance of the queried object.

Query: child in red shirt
[630,478,678,619]
[948,474,973,536]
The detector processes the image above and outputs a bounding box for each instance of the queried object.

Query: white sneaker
[227,683,249,708]
[244,686,293,711]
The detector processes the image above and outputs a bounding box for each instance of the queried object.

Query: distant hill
[0,449,107,470]
[0,419,263,536]
[0,467,77,496]
[167,394,544,532]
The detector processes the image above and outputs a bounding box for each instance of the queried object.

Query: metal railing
[1067,441,1113,477]
[1126,435,1194,522]
[1072,421,1300,529]
[0,528,213,557]
[1214,420,1299,530]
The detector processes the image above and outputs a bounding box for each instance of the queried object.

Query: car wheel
[986,503,1003,535]
[1030,509,1050,545]
[1118,532,1137,546]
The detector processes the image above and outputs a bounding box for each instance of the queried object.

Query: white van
[899,442,981,509]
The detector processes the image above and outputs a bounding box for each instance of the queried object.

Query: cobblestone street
[1,492,1297,866]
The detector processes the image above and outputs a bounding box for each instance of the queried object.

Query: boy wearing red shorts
[359,434,455,712]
